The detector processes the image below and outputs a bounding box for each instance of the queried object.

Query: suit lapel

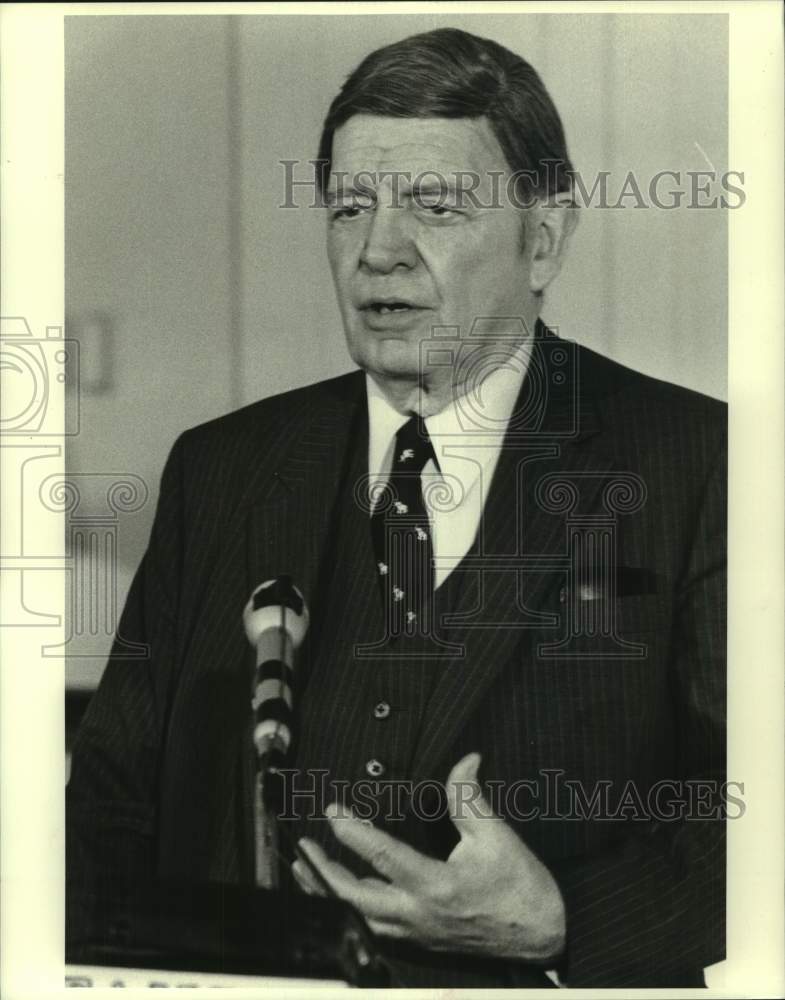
[411,332,615,781]
[176,371,367,654]
[158,372,367,883]
[246,374,366,607]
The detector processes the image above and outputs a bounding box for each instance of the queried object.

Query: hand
[292,753,566,963]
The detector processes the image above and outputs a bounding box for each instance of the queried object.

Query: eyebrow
[409,179,458,196]
[324,185,377,204]
[324,174,464,206]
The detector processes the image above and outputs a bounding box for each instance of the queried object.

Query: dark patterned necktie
[370,416,436,638]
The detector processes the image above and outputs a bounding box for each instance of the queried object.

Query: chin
[355,339,424,381]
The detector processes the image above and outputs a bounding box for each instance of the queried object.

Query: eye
[328,195,375,221]
[330,206,364,220]
[411,192,463,219]
[415,201,463,222]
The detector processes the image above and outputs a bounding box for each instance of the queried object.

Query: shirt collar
[366,341,532,483]
[366,376,410,478]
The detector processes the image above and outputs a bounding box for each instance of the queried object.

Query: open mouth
[364,301,419,314]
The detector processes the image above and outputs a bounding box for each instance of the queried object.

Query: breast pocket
[535,591,669,661]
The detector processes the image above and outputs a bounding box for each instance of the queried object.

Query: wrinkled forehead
[327,114,512,194]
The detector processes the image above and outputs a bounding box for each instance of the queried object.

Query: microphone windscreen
[243,577,309,647]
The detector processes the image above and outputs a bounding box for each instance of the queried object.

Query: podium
[66,880,390,987]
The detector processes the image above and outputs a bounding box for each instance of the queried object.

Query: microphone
[243,576,309,890]
[243,576,309,769]
[242,577,385,937]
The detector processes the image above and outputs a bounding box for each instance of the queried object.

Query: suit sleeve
[551,439,727,987]
[66,433,188,934]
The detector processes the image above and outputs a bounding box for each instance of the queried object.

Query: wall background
[65,12,728,685]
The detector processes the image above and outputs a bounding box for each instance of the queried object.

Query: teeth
[376,304,409,313]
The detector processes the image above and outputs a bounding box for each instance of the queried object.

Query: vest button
[373,701,391,720]
[365,758,385,778]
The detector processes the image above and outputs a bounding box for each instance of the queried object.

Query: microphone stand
[254,763,282,889]
[253,602,290,890]
[244,577,391,984]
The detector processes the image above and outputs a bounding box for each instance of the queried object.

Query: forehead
[329,114,510,178]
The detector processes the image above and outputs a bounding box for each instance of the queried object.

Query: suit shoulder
[174,370,363,454]
[154,369,364,524]
[577,344,727,444]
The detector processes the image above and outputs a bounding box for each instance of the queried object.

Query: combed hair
[316,27,574,198]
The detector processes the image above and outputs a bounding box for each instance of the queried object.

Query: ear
[527,194,579,294]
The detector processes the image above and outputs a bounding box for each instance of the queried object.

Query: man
[67,28,726,987]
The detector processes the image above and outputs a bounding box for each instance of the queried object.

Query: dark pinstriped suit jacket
[67,332,726,987]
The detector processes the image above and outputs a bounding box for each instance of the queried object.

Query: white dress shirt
[366,345,531,589]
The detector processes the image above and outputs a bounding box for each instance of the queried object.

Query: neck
[366,374,454,418]
[368,334,536,419]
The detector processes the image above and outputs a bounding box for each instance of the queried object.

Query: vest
[287,408,471,873]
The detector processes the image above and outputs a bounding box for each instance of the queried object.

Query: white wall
[66,15,239,565]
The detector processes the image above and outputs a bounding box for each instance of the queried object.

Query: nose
[359,205,417,274]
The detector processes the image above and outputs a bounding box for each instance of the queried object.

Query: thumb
[445,752,497,837]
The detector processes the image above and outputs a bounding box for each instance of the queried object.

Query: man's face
[326,115,539,394]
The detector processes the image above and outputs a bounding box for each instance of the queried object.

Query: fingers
[296,837,407,922]
[291,857,326,896]
[447,750,482,785]
[296,837,358,898]
[445,752,500,837]
[324,801,439,888]
[366,919,408,941]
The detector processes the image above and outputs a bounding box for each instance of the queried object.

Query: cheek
[325,238,345,280]
[430,255,506,316]
[326,230,359,282]
[417,238,474,302]
[421,225,508,286]
[471,247,527,306]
